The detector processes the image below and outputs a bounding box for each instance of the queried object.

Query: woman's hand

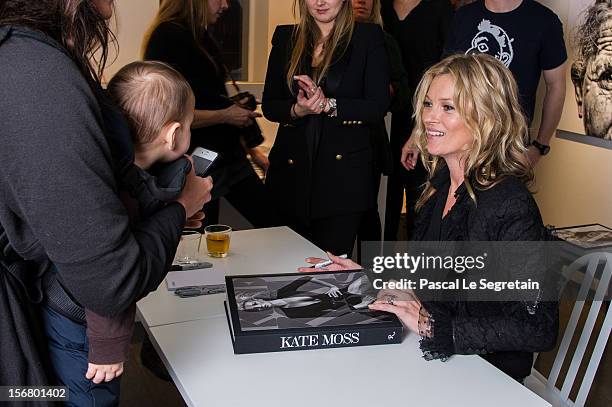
[298,252,362,272]
[293,75,327,117]
[400,137,420,171]
[222,103,262,128]
[368,289,421,334]
[86,362,124,384]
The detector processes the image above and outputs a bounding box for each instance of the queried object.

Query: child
[82,61,196,391]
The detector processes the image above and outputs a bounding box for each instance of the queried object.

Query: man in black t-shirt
[444,0,567,166]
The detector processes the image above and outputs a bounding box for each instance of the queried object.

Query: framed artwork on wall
[555,0,612,149]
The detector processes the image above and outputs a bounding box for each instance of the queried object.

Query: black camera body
[229,91,264,148]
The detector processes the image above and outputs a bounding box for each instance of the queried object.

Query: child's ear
[162,122,182,151]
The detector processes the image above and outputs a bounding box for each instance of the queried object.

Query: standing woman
[0,0,211,404]
[380,0,454,240]
[263,0,390,255]
[143,0,274,228]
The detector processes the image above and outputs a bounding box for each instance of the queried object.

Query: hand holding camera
[223,92,262,128]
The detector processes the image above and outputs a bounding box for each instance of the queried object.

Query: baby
[84,61,196,384]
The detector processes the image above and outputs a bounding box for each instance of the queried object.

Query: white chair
[525,252,612,407]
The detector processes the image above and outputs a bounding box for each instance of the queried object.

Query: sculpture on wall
[570,0,612,140]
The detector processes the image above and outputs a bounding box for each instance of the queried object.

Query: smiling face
[421,74,474,164]
[207,0,229,25]
[351,0,373,22]
[306,0,345,25]
[92,0,114,20]
[576,14,612,140]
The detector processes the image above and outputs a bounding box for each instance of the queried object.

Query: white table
[137,227,549,407]
[137,227,325,327]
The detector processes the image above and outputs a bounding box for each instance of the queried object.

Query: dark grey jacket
[0,26,185,318]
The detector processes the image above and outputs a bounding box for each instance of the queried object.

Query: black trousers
[292,212,365,257]
[384,160,426,240]
[203,170,278,229]
[384,114,427,241]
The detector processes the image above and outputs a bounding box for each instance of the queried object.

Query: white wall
[104,0,158,82]
[532,0,612,228]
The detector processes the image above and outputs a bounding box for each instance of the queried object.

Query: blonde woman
[309,54,558,382]
[262,0,390,255]
[143,0,276,228]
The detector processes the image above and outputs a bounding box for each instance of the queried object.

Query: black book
[224,270,403,354]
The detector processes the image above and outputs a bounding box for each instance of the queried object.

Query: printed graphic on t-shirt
[465,19,515,67]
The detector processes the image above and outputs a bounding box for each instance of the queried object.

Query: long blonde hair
[142,0,213,65]
[286,0,355,91]
[412,53,533,210]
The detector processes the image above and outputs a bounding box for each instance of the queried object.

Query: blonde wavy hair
[142,0,215,67]
[286,0,355,91]
[412,53,533,210]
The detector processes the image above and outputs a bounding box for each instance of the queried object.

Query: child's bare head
[108,61,195,163]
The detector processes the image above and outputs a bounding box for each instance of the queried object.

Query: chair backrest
[547,252,612,407]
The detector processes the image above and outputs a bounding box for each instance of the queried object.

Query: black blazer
[262,23,390,224]
[413,166,558,380]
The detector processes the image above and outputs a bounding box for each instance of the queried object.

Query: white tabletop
[137,227,549,407]
[137,227,325,327]
[149,317,549,407]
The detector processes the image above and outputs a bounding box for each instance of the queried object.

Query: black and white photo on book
[224,270,403,354]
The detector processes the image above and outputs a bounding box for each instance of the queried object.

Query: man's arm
[529,64,566,166]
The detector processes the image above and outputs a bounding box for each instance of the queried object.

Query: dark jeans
[41,305,120,407]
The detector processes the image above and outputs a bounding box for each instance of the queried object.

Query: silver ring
[384,294,397,305]
[318,101,325,109]
[311,86,316,93]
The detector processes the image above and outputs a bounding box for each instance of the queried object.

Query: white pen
[311,254,348,269]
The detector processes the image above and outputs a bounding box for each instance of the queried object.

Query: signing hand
[298,252,362,273]
[86,362,124,384]
[400,137,419,171]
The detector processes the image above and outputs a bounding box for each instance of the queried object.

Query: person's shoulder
[453,0,481,17]
[525,0,561,20]
[272,24,296,44]
[475,176,536,211]
[150,21,192,42]
[0,31,86,94]
[353,22,384,43]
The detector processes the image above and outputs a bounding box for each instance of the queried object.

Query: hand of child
[86,362,124,384]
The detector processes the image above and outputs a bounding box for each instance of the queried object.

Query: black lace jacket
[412,166,559,380]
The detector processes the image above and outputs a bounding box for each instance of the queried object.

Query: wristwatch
[531,140,550,156]
[326,98,337,117]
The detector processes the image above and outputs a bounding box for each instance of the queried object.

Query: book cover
[224,270,403,354]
